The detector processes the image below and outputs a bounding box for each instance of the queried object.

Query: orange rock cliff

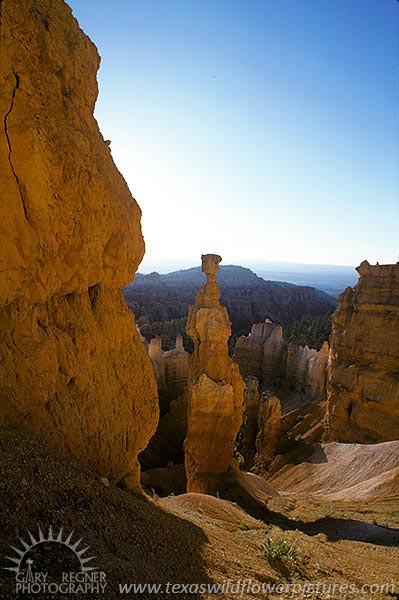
[326,261,399,442]
[0,0,158,486]
[233,320,329,401]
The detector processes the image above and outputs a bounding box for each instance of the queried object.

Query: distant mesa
[139,259,359,298]
[124,264,336,353]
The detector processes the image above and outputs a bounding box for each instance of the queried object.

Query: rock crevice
[0,0,158,487]
[3,70,31,223]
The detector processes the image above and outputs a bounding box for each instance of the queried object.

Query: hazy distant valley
[124,264,336,351]
[245,261,359,298]
[139,259,359,298]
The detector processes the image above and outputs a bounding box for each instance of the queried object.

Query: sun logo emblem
[4,525,97,576]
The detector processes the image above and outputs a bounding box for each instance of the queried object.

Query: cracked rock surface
[326,261,399,443]
[0,0,158,485]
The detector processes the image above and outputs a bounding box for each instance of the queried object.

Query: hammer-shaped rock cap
[201,254,222,279]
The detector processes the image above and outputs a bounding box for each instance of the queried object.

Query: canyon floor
[1,425,398,600]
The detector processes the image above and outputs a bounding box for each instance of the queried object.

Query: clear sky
[68,0,398,269]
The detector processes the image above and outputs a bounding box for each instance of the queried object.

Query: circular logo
[5,526,97,576]
[4,526,106,595]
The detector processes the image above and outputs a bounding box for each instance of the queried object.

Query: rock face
[285,341,329,399]
[140,335,189,469]
[0,0,158,486]
[184,255,244,494]
[148,335,190,415]
[236,376,261,470]
[262,324,285,382]
[307,341,330,399]
[233,321,284,381]
[255,393,281,469]
[236,379,281,471]
[233,321,329,401]
[326,261,399,443]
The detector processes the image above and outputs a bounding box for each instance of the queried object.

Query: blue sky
[68,0,398,269]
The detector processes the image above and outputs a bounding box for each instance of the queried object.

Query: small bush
[260,538,299,563]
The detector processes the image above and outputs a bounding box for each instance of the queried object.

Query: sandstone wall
[0,0,158,486]
[233,320,328,400]
[148,335,190,415]
[326,261,399,442]
[255,392,281,469]
[139,335,189,470]
[236,377,281,471]
[233,321,283,381]
[284,341,329,399]
[236,376,261,469]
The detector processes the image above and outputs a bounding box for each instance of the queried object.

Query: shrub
[260,538,299,563]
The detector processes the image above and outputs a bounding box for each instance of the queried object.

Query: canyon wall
[254,392,281,469]
[236,378,281,471]
[139,335,189,469]
[0,0,158,486]
[326,261,399,442]
[147,335,189,415]
[233,321,329,400]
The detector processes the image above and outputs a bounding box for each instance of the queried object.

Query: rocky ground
[1,425,398,600]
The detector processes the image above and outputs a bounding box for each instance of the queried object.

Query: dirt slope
[269,441,399,501]
[1,426,398,600]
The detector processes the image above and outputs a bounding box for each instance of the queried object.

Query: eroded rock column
[184,254,244,494]
[255,393,281,469]
[236,376,261,470]
[326,261,399,442]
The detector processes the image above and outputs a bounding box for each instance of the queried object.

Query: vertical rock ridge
[184,254,244,494]
[326,261,399,442]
